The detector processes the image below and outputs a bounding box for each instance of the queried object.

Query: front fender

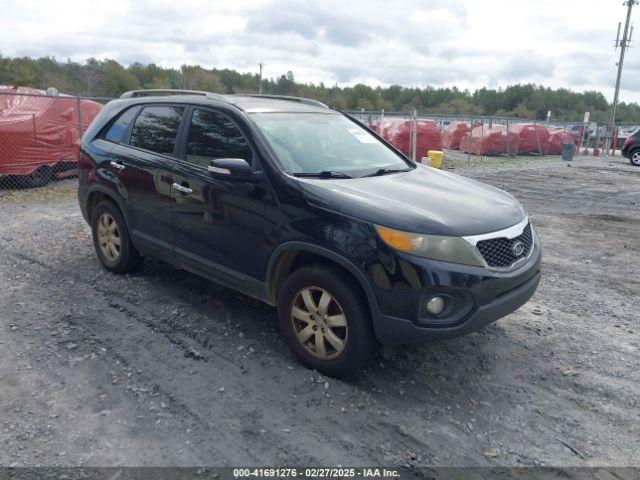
[265,241,382,319]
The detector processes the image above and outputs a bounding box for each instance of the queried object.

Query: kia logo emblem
[512,241,525,257]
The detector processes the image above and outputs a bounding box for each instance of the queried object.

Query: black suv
[622,129,640,166]
[79,90,541,376]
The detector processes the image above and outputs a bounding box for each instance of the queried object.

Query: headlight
[375,225,484,267]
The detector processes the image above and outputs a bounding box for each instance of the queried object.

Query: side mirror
[208,158,259,182]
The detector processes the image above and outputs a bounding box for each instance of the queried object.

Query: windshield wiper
[293,170,353,179]
[363,167,410,177]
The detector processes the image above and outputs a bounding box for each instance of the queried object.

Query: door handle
[172,182,193,195]
[110,161,125,171]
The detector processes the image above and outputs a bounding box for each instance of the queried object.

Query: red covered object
[510,123,550,154]
[377,118,442,159]
[460,124,520,155]
[442,121,472,149]
[545,129,576,155]
[0,86,103,177]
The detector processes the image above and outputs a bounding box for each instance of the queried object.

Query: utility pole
[258,62,265,94]
[608,0,637,155]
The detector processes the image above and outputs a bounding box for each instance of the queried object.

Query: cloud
[323,22,370,47]
[498,53,556,81]
[244,0,375,47]
[247,11,318,39]
[0,0,638,101]
[565,71,595,88]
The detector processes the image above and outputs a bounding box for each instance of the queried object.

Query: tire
[25,166,52,188]
[91,200,143,274]
[277,264,376,377]
[630,149,640,167]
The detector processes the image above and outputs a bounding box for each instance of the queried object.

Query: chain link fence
[0,90,108,189]
[347,109,638,165]
[1,90,638,192]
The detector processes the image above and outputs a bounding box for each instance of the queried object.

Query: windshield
[250,113,412,177]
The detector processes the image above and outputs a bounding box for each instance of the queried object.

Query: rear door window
[104,107,138,143]
[128,105,185,157]
[185,108,253,168]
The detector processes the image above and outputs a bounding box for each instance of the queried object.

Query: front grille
[476,223,533,268]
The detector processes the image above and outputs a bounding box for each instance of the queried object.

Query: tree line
[1,55,638,123]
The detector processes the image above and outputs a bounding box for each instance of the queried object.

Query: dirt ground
[0,155,639,468]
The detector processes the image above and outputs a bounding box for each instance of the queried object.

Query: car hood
[296,166,525,236]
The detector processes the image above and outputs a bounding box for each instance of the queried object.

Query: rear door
[108,104,185,257]
[170,106,269,292]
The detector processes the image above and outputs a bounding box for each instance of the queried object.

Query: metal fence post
[480,117,485,161]
[411,108,417,161]
[467,117,472,164]
[76,97,83,138]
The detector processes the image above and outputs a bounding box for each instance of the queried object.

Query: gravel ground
[0,156,639,468]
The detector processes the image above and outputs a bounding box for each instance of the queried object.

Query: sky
[1,0,638,102]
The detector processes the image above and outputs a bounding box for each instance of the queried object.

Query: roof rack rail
[239,94,329,109]
[120,89,227,101]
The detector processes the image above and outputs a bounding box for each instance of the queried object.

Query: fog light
[426,296,445,315]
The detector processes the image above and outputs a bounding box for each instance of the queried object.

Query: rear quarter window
[103,107,139,143]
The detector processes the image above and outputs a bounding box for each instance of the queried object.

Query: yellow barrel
[427,150,443,168]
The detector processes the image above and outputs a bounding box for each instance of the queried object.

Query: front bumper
[369,240,542,345]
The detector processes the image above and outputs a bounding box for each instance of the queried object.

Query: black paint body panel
[79,94,541,345]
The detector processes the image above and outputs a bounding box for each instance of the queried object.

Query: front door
[170,107,269,294]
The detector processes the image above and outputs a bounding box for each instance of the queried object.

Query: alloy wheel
[97,213,121,262]
[290,286,348,360]
[632,151,640,166]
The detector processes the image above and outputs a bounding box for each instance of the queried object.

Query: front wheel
[277,265,376,377]
[630,149,640,166]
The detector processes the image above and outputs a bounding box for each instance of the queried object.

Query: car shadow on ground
[110,255,515,402]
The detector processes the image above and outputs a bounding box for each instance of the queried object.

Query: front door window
[185,108,252,167]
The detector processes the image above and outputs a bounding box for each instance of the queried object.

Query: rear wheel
[91,201,143,273]
[630,149,640,166]
[277,265,376,377]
